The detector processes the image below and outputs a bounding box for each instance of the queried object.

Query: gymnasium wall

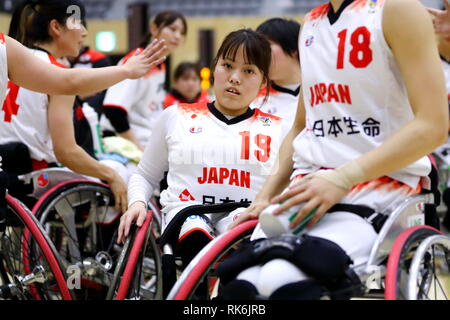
[0,13,305,73]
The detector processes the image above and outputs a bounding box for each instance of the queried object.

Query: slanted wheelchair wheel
[107,211,163,300]
[385,225,444,300]
[0,195,72,300]
[30,179,122,300]
[406,234,450,300]
[167,220,258,300]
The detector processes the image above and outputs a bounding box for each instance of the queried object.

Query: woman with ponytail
[0,0,152,213]
[0,0,166,107]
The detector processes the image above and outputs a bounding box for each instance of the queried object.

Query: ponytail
[8,0,86,47]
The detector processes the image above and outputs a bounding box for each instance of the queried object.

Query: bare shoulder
[383,0,434,47]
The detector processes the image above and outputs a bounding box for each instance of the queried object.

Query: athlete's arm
[6,36,166,96]
[229,90,307,228]
[272,0,448,230]
[353,0,447,179]
[117,107,173,243]
[47,94,128,213]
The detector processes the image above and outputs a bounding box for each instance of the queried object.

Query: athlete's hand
[271,173,349,230]
[117,201,147,244]
[122,39,167,79]
[428,0,450,40]
[108,172,128,214]
[228,198,270,230]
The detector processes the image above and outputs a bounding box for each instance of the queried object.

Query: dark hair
[212,29,271,94]
[174,62,200,81]
[8,0,86,47]
[256,18,301,60]
[140,10,187,47]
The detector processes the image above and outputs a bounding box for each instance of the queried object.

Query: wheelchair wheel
[385,225,443,300]
[30,179,122,300]
[406,234,450,300]
[0,195,72,300]
[167,220,258,300]
[107,211,163,300]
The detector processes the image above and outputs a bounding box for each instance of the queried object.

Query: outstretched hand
[122,39,167,79]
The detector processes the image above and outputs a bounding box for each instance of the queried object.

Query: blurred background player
[71,43,112,116]
[163,61,210,108]
[0,0,165,213]
[252,18,301,134]
[101,10,188,151]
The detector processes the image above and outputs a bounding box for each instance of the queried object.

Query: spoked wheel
[168,220,258,300]
[107,211,163,300]
[0,195,71,300]
[385,225,446,300]
[30,180,123,300]
[407,234,450,300]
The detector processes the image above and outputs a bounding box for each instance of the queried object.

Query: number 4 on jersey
[2,82,20,122]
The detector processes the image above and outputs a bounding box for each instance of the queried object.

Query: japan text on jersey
[293,0,430,189]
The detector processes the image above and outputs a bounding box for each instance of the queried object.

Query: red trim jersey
[0,33,7,107]
[0,48,66,163]
[294,0,430,189]
[101,48,167,145]
[163,89,211,109]
[128,102,284,214]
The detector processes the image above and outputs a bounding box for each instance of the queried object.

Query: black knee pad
[218,280,258,300]
[269,280,323,300]
[217,239,259,285]
[176,230,211,267]
[292,235,353,282]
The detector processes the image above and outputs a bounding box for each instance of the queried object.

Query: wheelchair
[165,193,450,300]
[0,174,73,300]
[431,149,450,231]
[16,168,126,299]
[107,202,250,300]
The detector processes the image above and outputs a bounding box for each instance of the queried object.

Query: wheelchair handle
[158,202,251,249]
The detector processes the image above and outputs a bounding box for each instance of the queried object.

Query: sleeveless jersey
[251,83,300,137]
[101,48,166,145]
[293,0,430,188]
[0,33,7,107]
[129,102,284,214]
[0,48,66,163]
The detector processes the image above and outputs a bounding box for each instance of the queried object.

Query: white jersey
[101,48,166,145]
[128,102,284,214]
[251,83,300,137]
[294,0,430,189]
[0,48,65,163]
[0,33,7,107]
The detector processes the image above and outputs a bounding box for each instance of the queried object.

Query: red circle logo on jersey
[37,173,49,188]
[189,126,203,134]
